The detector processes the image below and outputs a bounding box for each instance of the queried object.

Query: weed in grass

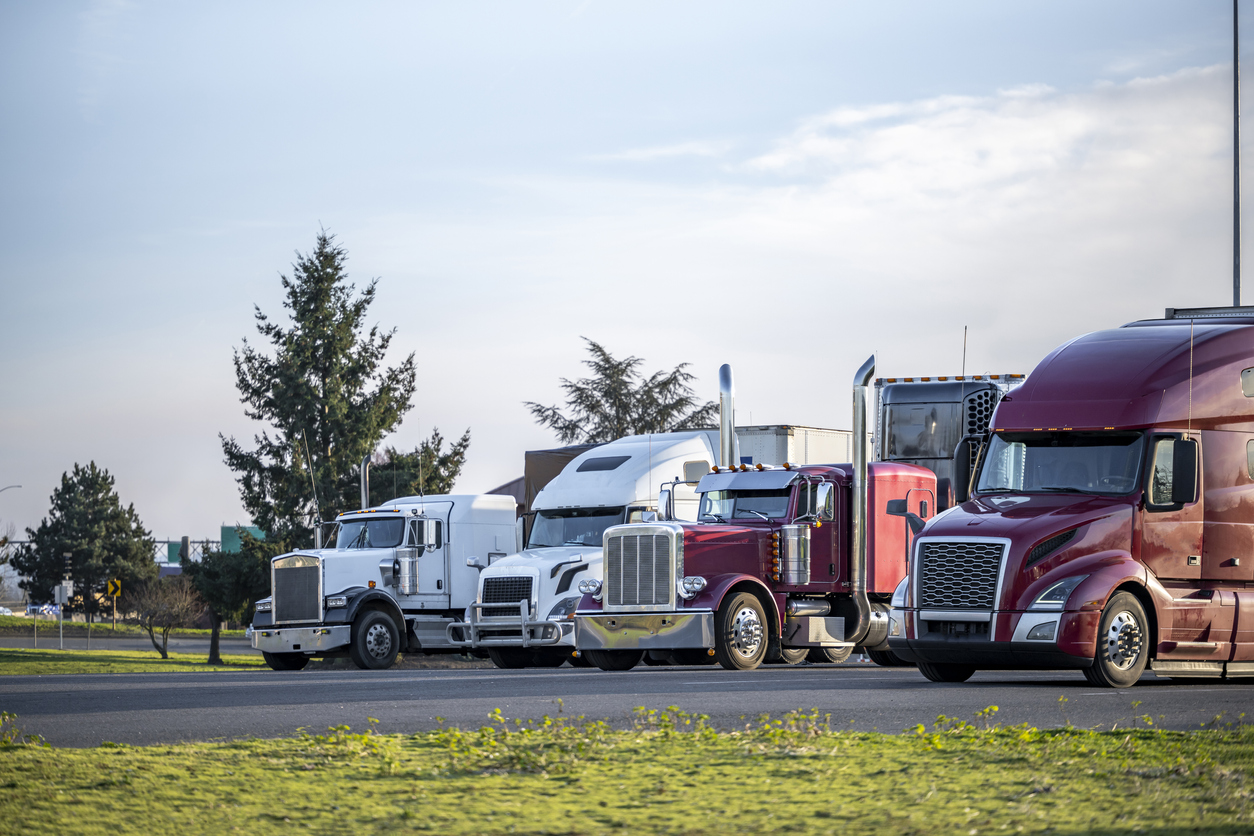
[432,709,613,776]
[0,712,48,748]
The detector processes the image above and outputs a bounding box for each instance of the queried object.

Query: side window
[432,520,444,549]
[407,519,421,547]
[1149,438,1175,507]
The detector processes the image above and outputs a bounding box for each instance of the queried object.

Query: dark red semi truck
[572,360,937,671]
[889,306,1254,687]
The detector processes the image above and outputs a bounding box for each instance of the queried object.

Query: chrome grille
[274,564,320,623]
[605,533,672,609]
[919,541,1004,609]
[482,576,533,617]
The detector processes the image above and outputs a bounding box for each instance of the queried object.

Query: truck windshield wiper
[975,488,1018,495]
[1036,486,1084,493]
[739,509,770,520]
[701,513,727,523]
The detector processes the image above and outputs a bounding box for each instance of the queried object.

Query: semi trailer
[889,306,1254,687]
[572,361,938,672]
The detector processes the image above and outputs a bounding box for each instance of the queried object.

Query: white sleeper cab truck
[251,494,518,671]
[449,424,850,669]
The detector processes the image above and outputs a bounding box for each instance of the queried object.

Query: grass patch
[0,647,266,675]
[0,614,247,639]
[0,706,1251,834]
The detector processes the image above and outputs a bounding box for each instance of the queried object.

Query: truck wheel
[868,648,914,667]
[714,592,769,671]
[262,651,309,671]
[531,650,569,668]
[349,610,400,670]
[1084,592,1148,688]
[767,647,808,665]
[584,649,642,671]
[917,661,976,683]
[487,648,534,669]
[807,646,852,664]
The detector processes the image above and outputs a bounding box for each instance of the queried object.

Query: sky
[0,1,1248,543]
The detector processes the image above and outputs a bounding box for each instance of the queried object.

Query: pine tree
[11,462,158,619]
[220,230,419,544]
[368,428,471,506]
[182,538,271,664]
[526,339,717,444]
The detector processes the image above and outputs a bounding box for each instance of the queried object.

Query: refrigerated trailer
[889,306,1254,687]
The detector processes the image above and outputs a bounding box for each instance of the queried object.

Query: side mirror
[815,483,834,521]
[885,498,926,536]
[1172,437,1199,504]
[640,511,658,523]
[952,443,972,504]
[420,518,443,552]
[466,557,486,572]
[683,460,710,484]
[657,489,674,521]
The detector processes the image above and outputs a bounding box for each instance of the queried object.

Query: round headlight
[681,576,707,594]
[578,578,602,596]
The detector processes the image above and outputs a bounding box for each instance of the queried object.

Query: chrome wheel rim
[730,606,764,658]
[365,623,393,659]
[1104,610,1143,670]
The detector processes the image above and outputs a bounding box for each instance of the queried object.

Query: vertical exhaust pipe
[718,364,739,468]
[360,453,372,510]
[848,355,875,644]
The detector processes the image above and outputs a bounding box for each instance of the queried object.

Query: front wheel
[487,648,535,669]
[584,649,642,671]
[349,610,400,670]
[714,592,769,671]
[1083,591,1149,688]
[262,651,309,671]
[917,661,976,683]
[868,648,914,667]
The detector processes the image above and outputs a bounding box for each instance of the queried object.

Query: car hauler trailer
[251,494,517,670]
[449,424,852,668]
[889,307,1254,687]
[572,360,938,672]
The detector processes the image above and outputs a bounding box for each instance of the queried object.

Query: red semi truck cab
[889,307,1254,687]
[573,359,937,671]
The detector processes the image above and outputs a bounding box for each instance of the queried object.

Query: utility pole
[1237,0,1243,306]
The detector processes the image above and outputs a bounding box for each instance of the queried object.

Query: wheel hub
[365,622,393,659]
[1104,610,1143,670]
[730,606,763,658]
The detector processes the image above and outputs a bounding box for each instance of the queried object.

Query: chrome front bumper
[251,625,351,654]
[445,601,564,648]
[574,611,714,651]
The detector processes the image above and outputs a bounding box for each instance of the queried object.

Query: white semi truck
[251,494,518,670]
[449,425,852,668]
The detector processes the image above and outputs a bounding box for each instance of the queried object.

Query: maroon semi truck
[889,306,1254,687]
[572,359,937,671]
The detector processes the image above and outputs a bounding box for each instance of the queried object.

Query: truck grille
[482,576,532,617]
[918,541,1004,609]
[605,533,672,610]
[273,558,321,623]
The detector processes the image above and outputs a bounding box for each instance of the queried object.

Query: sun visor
[695,470,800,493]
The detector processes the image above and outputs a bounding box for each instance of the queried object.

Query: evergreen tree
[368,427,471,506]
[526,339,717,444]
[182,536,272,665]
[11,462,157,619]
[220,230,418,543]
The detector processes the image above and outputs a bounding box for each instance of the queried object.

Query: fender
[342,587,405,633]
[1034,551,1145,659]
[683,573,781,627]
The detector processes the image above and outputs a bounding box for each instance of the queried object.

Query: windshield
[699,488,792,521]
[528,507,626,548]
[975,432,1145,496]
[885,402,962,459]
[335,517,406,549]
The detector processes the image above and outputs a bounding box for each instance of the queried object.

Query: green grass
[0,614,247,639]
[0,707,1251,834]
[0,647,266,675]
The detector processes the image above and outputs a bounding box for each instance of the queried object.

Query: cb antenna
[302,430,323,546]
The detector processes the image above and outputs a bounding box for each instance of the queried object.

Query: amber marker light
[368,581,376,588]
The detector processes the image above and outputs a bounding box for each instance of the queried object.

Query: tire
[487,647,535,669]
[1085,591,1149,688]
[868,648,914,667]
[917,661,977,683]
[349,609,400,670]
[767,647,809,665]
[670,648,717,666]
[714,592,769,671]
[531,650,569,668]
[583,649,643,671]
[807,646,853,664]
[262,651,309,671]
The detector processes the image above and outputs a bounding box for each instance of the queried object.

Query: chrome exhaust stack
[360,453,371,510]
[848,355,875,645]
[718,363,739,468]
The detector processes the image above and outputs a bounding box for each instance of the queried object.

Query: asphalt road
[3,663,1251,748]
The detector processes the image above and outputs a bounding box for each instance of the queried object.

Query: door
[406,517,450,609]
[1140,434,1203,581]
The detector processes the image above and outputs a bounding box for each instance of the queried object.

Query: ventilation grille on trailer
[965,389,999,436]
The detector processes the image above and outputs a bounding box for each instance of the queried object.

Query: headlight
[1029,575,1088,610]
[578,579,602,596]
[680,576,708,595]
[546,596,580,620]
[890,577,908,609]
[324,596,348,609]
[256,600,272,612]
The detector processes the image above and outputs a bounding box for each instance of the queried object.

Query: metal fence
[1,539,221,565]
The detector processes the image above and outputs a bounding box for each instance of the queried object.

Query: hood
[484,545,600,575]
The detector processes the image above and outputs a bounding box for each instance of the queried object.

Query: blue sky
[0,1,1246,541]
